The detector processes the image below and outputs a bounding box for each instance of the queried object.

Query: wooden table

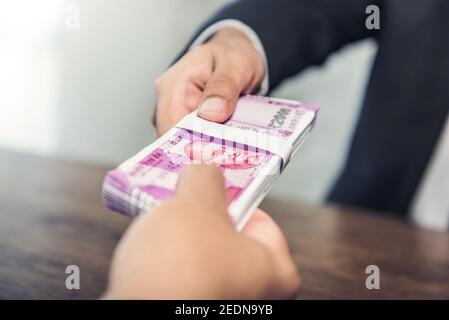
[0,150,448,299]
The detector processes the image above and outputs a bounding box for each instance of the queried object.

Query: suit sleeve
[182,0,381,90]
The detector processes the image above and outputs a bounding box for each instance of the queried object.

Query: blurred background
[0,0,377,204]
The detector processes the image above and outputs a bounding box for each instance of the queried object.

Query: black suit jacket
[183,0,449,217]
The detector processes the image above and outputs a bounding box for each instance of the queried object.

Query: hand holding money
[103,95,318,229]
[154,27,265,136]
[104,165,300,299]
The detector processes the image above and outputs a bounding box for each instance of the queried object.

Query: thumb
[176,164,228,211]
[198,63,243,123]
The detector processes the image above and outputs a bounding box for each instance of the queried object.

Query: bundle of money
[102,95,319,230]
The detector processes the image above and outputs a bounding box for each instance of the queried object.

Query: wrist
[210,27,253,45]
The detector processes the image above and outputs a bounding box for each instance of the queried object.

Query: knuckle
[154,75,166,91]
[210,75,238,93]
[225,47,244,60]
[190,43,210,55]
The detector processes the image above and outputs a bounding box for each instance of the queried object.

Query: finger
[154,77,202,137]
[242,209,290,255]
[242,209,301,298]
[154,49,214,136]
[175,164,228,212]
[197,59,245,123]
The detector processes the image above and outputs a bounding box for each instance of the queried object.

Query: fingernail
[199,97,226,115]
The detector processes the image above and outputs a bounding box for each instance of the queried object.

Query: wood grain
[0,149,448,299]
[261,200,449,299]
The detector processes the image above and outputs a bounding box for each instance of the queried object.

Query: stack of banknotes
[102,95,319,230]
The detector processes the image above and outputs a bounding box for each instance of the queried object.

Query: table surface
[1,150,448,299]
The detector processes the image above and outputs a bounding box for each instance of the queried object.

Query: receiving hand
[104,165,300,299]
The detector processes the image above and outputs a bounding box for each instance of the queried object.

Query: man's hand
[104,165,300,299]
[154,28,265,136]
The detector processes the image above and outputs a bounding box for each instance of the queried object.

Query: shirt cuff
[189,19,269,95]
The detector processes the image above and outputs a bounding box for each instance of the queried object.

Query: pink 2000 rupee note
[103,95,319,230]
